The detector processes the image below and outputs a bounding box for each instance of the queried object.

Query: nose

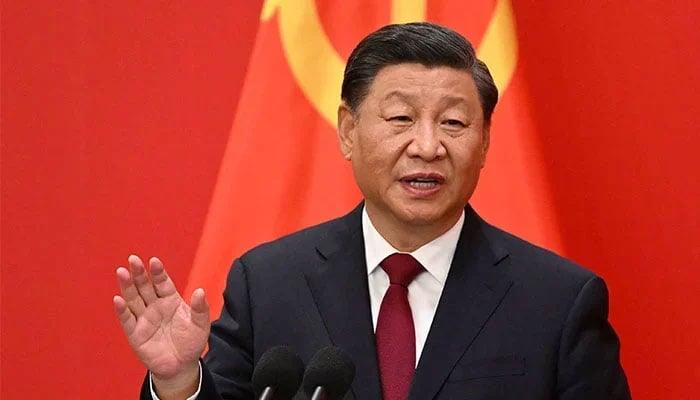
[405,120,447,161]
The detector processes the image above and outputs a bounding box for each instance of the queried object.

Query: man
[114,22,631,399]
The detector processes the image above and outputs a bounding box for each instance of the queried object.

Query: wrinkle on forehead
[379,90,471,109]
[352,64,485,123]
[369,64,479,105]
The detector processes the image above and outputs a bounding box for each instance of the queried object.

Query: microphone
[252,346,305,400]
[302,346,356,400]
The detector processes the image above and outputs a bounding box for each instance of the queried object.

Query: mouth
[400,173,445,194]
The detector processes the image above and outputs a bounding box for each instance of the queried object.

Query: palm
[114,256,210,379]
[131,294,208,377]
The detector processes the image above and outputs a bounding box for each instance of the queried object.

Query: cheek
[449,141,487,179]
[352,140,389,183]
[356,135,404,172]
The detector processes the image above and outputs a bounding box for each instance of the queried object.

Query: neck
[366,206,462,252]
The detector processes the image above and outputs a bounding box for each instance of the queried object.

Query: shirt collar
[362,206,464,285]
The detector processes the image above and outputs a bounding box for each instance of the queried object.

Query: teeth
[408,181,437,189]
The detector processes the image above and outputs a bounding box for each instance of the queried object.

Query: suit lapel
[409,207,513,400]
[304,205,383,400]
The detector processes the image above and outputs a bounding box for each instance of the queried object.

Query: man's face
[338,63,489,234]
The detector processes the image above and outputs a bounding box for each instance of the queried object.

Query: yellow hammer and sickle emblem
[262,0,517,127]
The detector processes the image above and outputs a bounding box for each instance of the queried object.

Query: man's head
[341,22,498,127]
[337,23,498,248]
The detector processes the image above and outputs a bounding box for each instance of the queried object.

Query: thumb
[190,288,211,330]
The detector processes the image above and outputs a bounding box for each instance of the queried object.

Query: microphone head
[302,346,356,400]
[252,346,305,400]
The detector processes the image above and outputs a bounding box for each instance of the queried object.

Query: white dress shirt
[152,207,464,398]
[362,207,463,366]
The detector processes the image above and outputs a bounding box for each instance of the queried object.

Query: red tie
[375,253,424,400]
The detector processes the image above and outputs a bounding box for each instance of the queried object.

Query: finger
[116,266,146,316]
[113,295,137,335]
[149,257,178,298]
[190,288,211,330]
[129,255,158,306]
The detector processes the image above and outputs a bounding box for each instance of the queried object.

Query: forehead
[364,63,479,105]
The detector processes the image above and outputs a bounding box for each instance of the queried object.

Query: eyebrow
[381,91,469,107]
[382,91,417,103]
[377,91,418,109]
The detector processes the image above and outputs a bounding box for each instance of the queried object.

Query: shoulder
[479,218,599,294]
[236,207,360,272]
[469,217,613,333]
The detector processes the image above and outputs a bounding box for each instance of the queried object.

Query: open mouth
[405,178,439,189]
[400,173,445,191]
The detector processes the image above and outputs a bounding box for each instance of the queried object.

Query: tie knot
[380,253,423,287]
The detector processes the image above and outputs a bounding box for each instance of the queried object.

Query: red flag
[186,0,562,315]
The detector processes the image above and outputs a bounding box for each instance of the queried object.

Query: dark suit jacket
[142,204,630,399]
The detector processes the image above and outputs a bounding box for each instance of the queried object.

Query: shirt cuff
[149,362,202,400]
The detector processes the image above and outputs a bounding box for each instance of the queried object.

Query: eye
[388,115,412,123]
[443,119,466,127]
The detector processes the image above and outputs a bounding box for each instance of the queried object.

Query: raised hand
[114,255,210,398]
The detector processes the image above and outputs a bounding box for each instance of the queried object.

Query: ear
[479,124,491,168]
[337,103,356,160]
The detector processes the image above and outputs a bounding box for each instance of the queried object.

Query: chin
[394,204,453,227]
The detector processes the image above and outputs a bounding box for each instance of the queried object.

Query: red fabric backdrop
[2,1,699,399]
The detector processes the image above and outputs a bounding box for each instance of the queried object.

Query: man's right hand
[114,255,210,399]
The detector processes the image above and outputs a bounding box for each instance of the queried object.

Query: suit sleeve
[557,276,631,399]
[202,258,256,399]
[139,363,205,400]
[138,259,255,400]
